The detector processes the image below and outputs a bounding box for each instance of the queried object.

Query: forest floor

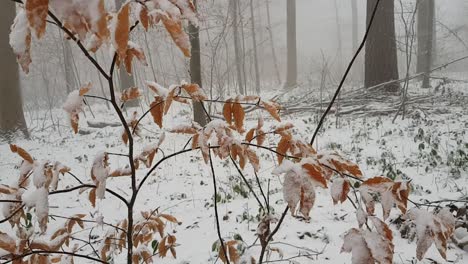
[1,77,468,263]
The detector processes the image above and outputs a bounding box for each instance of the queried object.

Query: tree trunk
[189,0,207,126]
[351,0,363,82]
[417,0,434,88]
[250,0,261,94]
[365,0,399,93]
[285,0,297,89]
[265,0,281,85]
[231,0,244,94]
[62,39,76,93]
[0,2,29,139]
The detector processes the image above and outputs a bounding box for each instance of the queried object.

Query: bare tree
[0,1,29,139]
[62,39,77,93]
[250,0,261,94]
[231,0,245,94]
[285,0,297,89]
[265,0,281,85]
[417,0,435,88]
[365,0,399,93]
[189,0,207,126]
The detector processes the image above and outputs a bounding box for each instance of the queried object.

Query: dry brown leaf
[245,128,255,142]
[150,96,165,128]
[260,101,281,122]
[121,87,141,102]
[115,3,130,61]
[302,163,327,188]
[223,100,233,125]
[124,44,148,74]
[232,102,245,133]
[276,135,291,164]
[25,0,49,38]
[10,144,34,163]
[0,232,16,253]
[162,17,190,57]
[181,83,206,101]
[140,7,150,31]
[89,188,96,208]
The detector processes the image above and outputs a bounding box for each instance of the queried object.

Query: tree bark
[250,0,261,94]
[285,0,297,89]
[417,0,434,88]
[351,0,363,82]
[189,0,207,126]
[365,0,399,93]
[231,0,245,94]
[62,39,76,93]
[0,2,29,139]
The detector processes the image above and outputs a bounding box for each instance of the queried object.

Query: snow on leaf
[260,101,281,122]
[162,16,191,57]
[181,83,207,101]
[22,187,49,232]
[360,177,410,220]
[146,81,169,97]
[232,102,245,133]
[302,162,327,188]
[356,205,368,228]
[341,228,373,264]
[63,83,91,133]
[123,42,148,74]
[10,9,32,73]
[25,0,49,39]
[405,208,456,260]
[120,87,141,102]
[330,177,350,204]
[318,151,363,178]
[91,152,110,199]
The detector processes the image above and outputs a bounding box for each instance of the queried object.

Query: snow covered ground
[1,82,468,263]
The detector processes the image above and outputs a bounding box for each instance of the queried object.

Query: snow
[62,90,83,114]
[9,9,29,56]
[1,83,468,263]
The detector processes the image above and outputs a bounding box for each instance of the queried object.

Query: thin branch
[208,146,230,264]
[3,250,107,264]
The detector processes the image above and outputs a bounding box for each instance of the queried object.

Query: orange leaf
[223,100,233,125]
[245,128,255,142]
[0,232,16,253]
[140,7,150,31]
[25,0,49,38]
[330,178,350,204]
[10,144,34,163]
[182,83,206,101]
[302,163,327,188]
[150,97,165,128]
[232,102,245,132]
[162,17,191,57]
[124,43,148,74]
[121,87,141,102]
[276,135,291,164]
[261,101,281,122]
[89,188,96,208]
[115,3,130,61]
